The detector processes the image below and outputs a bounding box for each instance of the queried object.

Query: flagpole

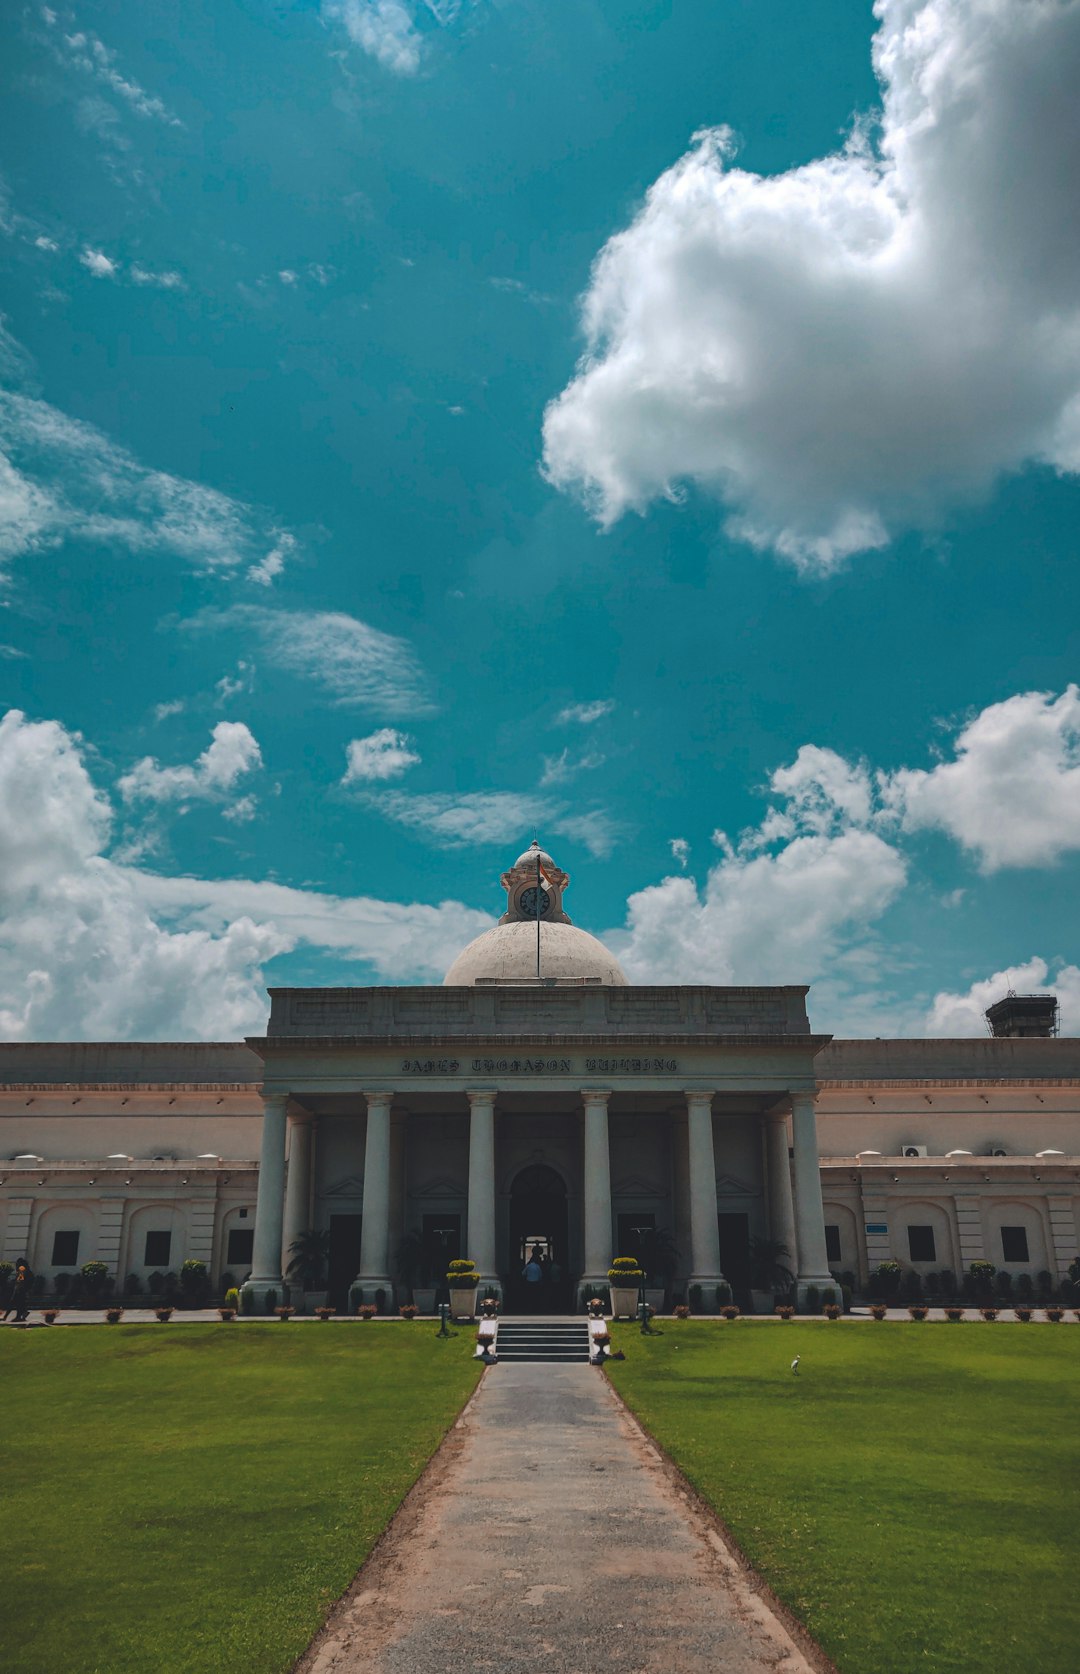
[536,851,541,980]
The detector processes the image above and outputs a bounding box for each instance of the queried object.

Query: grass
[2,1322,481,1674]
[607,1320,1079,1674]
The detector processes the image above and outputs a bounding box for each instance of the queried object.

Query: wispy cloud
[539,746,605,787]
[554,698,614,727]
[129,263,186,290]
[343,728,421,783]
[0,378,299,574]
[41,12,183,127]
[191,607,434,716]
[369,788,617,857]
[325,0,424,76]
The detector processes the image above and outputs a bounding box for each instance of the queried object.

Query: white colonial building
[1,844,1077,1308]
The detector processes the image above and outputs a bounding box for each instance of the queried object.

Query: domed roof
[444,919,628,986]
[443,839,628,985]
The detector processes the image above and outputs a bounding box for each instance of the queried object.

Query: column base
[349,1277,395,1313]
[796,1275,839,1311]
[688,1275,730,1312]
[241,1277,284,1316]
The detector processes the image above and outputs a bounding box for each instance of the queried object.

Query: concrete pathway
[297,1363,822,1674]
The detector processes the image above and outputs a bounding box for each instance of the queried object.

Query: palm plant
[287,1228,331,1289]
[638,1226,678,1284]
[748,1237,794,1294]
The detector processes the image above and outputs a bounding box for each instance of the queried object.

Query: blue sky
[1,0,1079,1040]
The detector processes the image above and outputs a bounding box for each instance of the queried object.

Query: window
[51,1230,79,1266]
[1001,1226,1029,1264]
[824,1224,842,1264]
[144,1230,172,1267]
[907,1225,936,1263]
[226,1228,254,1267]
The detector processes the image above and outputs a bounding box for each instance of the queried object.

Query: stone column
[766,1111,798,1284]
[244,1091,289,1308]
[466,1090,499,1295]
[791,1090,834,1305]
[281,1113,314,1303]
[580,1090,613,1294]
[356,1092,394,1304]
[686,1090,725,1296]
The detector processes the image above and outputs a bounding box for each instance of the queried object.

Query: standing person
[522,1245,544,1312]
[8,1258,31,1323]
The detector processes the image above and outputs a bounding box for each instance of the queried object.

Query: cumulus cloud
[925,956,1080,1036]
[117,722,262,811]
[888,686,1080,871]
[543,0,1080,567]
[191,607,433,715]
[343,728,421,783]
[78,246,118,278]
[325,0,424,75]
[0,708,494,1038]
[0,383,301,574]
[370,789,618,858]
[246,532,295,587]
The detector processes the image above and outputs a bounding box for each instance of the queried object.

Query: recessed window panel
[907,1225,936,1262]
[227,1229,254,1267]
[144,1230,172,1267]
[824,1224,842,1263]
[51,1230,79,1266]
[1000,1226,1029,1264]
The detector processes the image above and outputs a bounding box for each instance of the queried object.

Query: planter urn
[448,1285,478,1321]
[609,1286,641,1320]
[412,1288,437,1315]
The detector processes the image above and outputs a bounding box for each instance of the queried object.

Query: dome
[444,919,628,986]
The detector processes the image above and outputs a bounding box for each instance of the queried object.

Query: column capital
[789,1088,818,1111]
[361,1089,394,1108]
[684,1088,716,1106]
[260,1089,291,1110]
[465,1088,497,1106]
[582,1088,611,1105]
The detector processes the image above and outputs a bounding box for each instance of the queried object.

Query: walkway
[297,1362,820,1674]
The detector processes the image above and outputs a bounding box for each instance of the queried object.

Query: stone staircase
[494,1320,591,1363]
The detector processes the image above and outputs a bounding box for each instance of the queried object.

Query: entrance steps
[495,1319,591,1363]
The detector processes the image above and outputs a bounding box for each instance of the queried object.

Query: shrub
[219,1272,235,1291]
[804,1285,821,1315]
[923,1271,940,1298]
[265,1288,278,1313]
[53,1271,71,1297]
[1016,1271,1035,1299]
[716,1281,733,1307]
[900,1269,923,1303]
[240,1287,255,1315]
[937,1268,956,1301]
[126,1273,142,1297]
[870,1260,902,1298]
[179,1259,209,1303]
[968,1260,996,1299]
[840,1284,853,1313]
[224,1287,239,1310]
[374,1288,387,1313]
[1036,1270,1055,1299]
[81,1260,110,1300]
[821,1287,837,1307]
[447,1259,479,1285]
[0,1260,12,1284]
[147,1270,165,1297]
[688,1283,703,1313]
[994,1270,1013,1299]
[607,1258,644,1284]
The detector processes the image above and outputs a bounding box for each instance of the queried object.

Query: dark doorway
[422,1214,461,1299]
[616,1212,656,1265]
[507,1164,570,1312]
[718,1211,751,1305]
[328,1214,362,1312]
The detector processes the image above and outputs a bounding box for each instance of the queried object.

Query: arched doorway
[506,1164,570,1312]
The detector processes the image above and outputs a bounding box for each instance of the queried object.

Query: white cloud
[543,0,1080,567]
[117,722,262,811]
[153,699,185,722]
[129,264,185,290]
[925,957,1080,1037]
[0,707,495,1038]
[539,747,605,787]
[343,728,421,783]
[278,269,298,286]
[669,837,689,869]
[43,17,183,127]
[34,235,59,253]
[214,664,253,706]
[370,789,618,857]
[0,383,299,574]
[192,606,433,715]
[554,699,614,727]
[79,246,118,278]
[325,0,424,75]
[888,687,1080,871]
[246,532,294,586]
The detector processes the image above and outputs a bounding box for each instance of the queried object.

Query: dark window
[1001,1226,1029,1263]
[144,1230,171,1267]
[824,1224,842,1263]
[421,1214,460,1283]
[51,1229,79,1266]
[907,1225,936,1262]
[226,1228,254,1267]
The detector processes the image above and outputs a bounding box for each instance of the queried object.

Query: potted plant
[1045,1306,1065,1322]
[315,1305,336,1320]
[944,1305,965,1321]
[104,1306,124,1323]
[1014,1305,1033,1322]
[218,1305,236,1321]
[358,1303,377,1320]
[907,1304,929,1321]
[447,1259,479,1319]
[720,1304,741,1321]
[673,1304,689,1320]
[980,1306,998,1321]
[155,1305,173,1323]
[607,1258,644,1320]
[286,1228,331,1312]
[275,1305,295,1321]
[870,1303,888,1320]
[825,1302,843,1320]
[398,1303,417,1320]
[748,1237,794,1315]
[42,1308,60,1324]
[774,1304,795,1320]
[179,1259,210,1309]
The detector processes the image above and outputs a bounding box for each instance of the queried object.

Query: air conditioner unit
[902,1145,928,1158]
[990,1147,1008,1157]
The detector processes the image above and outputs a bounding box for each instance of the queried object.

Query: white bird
[791,1355,800,1375]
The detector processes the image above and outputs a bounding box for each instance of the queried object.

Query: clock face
[519,885,551,919]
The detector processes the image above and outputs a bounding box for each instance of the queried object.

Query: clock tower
[498,839,573,925]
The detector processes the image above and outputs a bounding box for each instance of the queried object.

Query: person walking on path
[4,1258,32,1322]
[522,1245,544,1312]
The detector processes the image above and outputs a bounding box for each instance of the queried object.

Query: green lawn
[2,1323,481,1674]
[607,1321,1079,1674]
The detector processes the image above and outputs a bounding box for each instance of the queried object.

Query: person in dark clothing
[5,1258,32,1322]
